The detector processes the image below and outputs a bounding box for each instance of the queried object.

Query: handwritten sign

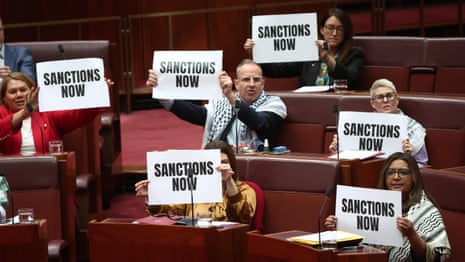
[252,13,318,63]
[146,149,222,205]
[152,50,223,100]
[36,58,110,112]
[335,185,403,246]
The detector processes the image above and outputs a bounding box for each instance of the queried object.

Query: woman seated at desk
[135,140,256,225]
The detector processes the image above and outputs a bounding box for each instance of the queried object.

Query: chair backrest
[0,153,77,262]
[0,155,62,239]
[243,180,264,233]
[421,168,465,262]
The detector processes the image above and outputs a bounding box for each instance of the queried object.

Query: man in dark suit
[0,17,36,82]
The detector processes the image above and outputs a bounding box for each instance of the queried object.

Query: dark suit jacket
[4,44,36,82]
[260,48,365,90]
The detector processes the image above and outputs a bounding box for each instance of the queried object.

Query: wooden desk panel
[247,230,386,262]
[0,219,48,262]
[88,218,248,262]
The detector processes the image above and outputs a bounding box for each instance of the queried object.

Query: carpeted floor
[119,108,203,168]
[104,108,203,218]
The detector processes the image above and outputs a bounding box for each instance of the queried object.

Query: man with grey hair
[0,17,36,82]
[146,59,287,148]
[330,78,428,167]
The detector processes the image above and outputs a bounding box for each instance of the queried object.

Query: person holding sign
[146,58,287,148]
[329,78,428,167]
[0,72,108,155]
[325,152,451,261]
[135,140,257,225]
[243,8,364,89]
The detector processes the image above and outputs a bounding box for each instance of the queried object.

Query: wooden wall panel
[207,9,252,71]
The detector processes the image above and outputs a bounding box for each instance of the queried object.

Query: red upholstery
[270,91,465,169]
[237,156,340,234]
[352,36,465,94]
[353,36,426,91]
[243,181,264,233]
[421,169,465,262]
[0,154,76,261]
[424,38,465,94]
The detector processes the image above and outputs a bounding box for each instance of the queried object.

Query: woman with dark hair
[243,8,364,89]
[325,152,451,261]
[135,140,256,225]
[0,72,105,155]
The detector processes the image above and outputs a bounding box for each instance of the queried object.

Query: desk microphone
[318,187,334,249]
[26,103,45,154]
[234,100,240,154]
[0,168,14,224]
[187,168,195,226]
[333,104,340,160]
[57,44,66,59]
[27,103,45,154]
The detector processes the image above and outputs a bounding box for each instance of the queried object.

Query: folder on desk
[288,230,363,248]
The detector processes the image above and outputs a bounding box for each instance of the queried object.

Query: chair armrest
[48,239,69,261]
[76,173,95,192]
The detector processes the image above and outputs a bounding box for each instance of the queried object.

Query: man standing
[0,17,35,82]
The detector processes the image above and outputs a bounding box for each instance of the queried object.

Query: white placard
[338,111,408,156]
[252,13,318,63]
[146,149,222,205]
[36,58,110,112]
[335,185,403,247]
[152,50,223,100]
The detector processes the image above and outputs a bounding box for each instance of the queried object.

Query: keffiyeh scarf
[388,191,451,262]
[203,91,285,146]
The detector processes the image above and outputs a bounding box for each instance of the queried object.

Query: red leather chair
[243,180,264,233]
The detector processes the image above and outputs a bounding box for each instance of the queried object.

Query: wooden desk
[88,218,248,262]
[0,219,48,262]
[247,230,386,262]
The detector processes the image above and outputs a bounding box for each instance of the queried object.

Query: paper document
[288,230,363,246]
[293,85,330,93]
[328,150,385,160]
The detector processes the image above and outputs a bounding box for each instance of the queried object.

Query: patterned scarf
[206,91,269,144]
[388,191,451,262]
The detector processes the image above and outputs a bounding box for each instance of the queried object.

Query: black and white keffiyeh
[388,191,451,262]
[202,91,286,146]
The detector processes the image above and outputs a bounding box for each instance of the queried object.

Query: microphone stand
[187,168,195,226]
[318,187,333,249]
[234,99,240,154]
[333,104,340,160]
[27,103,45,154]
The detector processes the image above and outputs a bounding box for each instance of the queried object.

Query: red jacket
[0,106,101,154]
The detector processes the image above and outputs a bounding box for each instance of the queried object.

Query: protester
[0,17,35,82]
[135,140,256,225]
[325,152,451,261]
[0,72,110,155]
[243,8,364,89]
[329,78,428,167]
[146,58,287,148]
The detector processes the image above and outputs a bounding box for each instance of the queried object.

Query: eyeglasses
[239,76,263,84]
[372,92,396,102]
[324,25,345,34]
[385,169,410,178]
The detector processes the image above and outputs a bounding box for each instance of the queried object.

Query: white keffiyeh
[202,91,286,147]
[388,191,451,262]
